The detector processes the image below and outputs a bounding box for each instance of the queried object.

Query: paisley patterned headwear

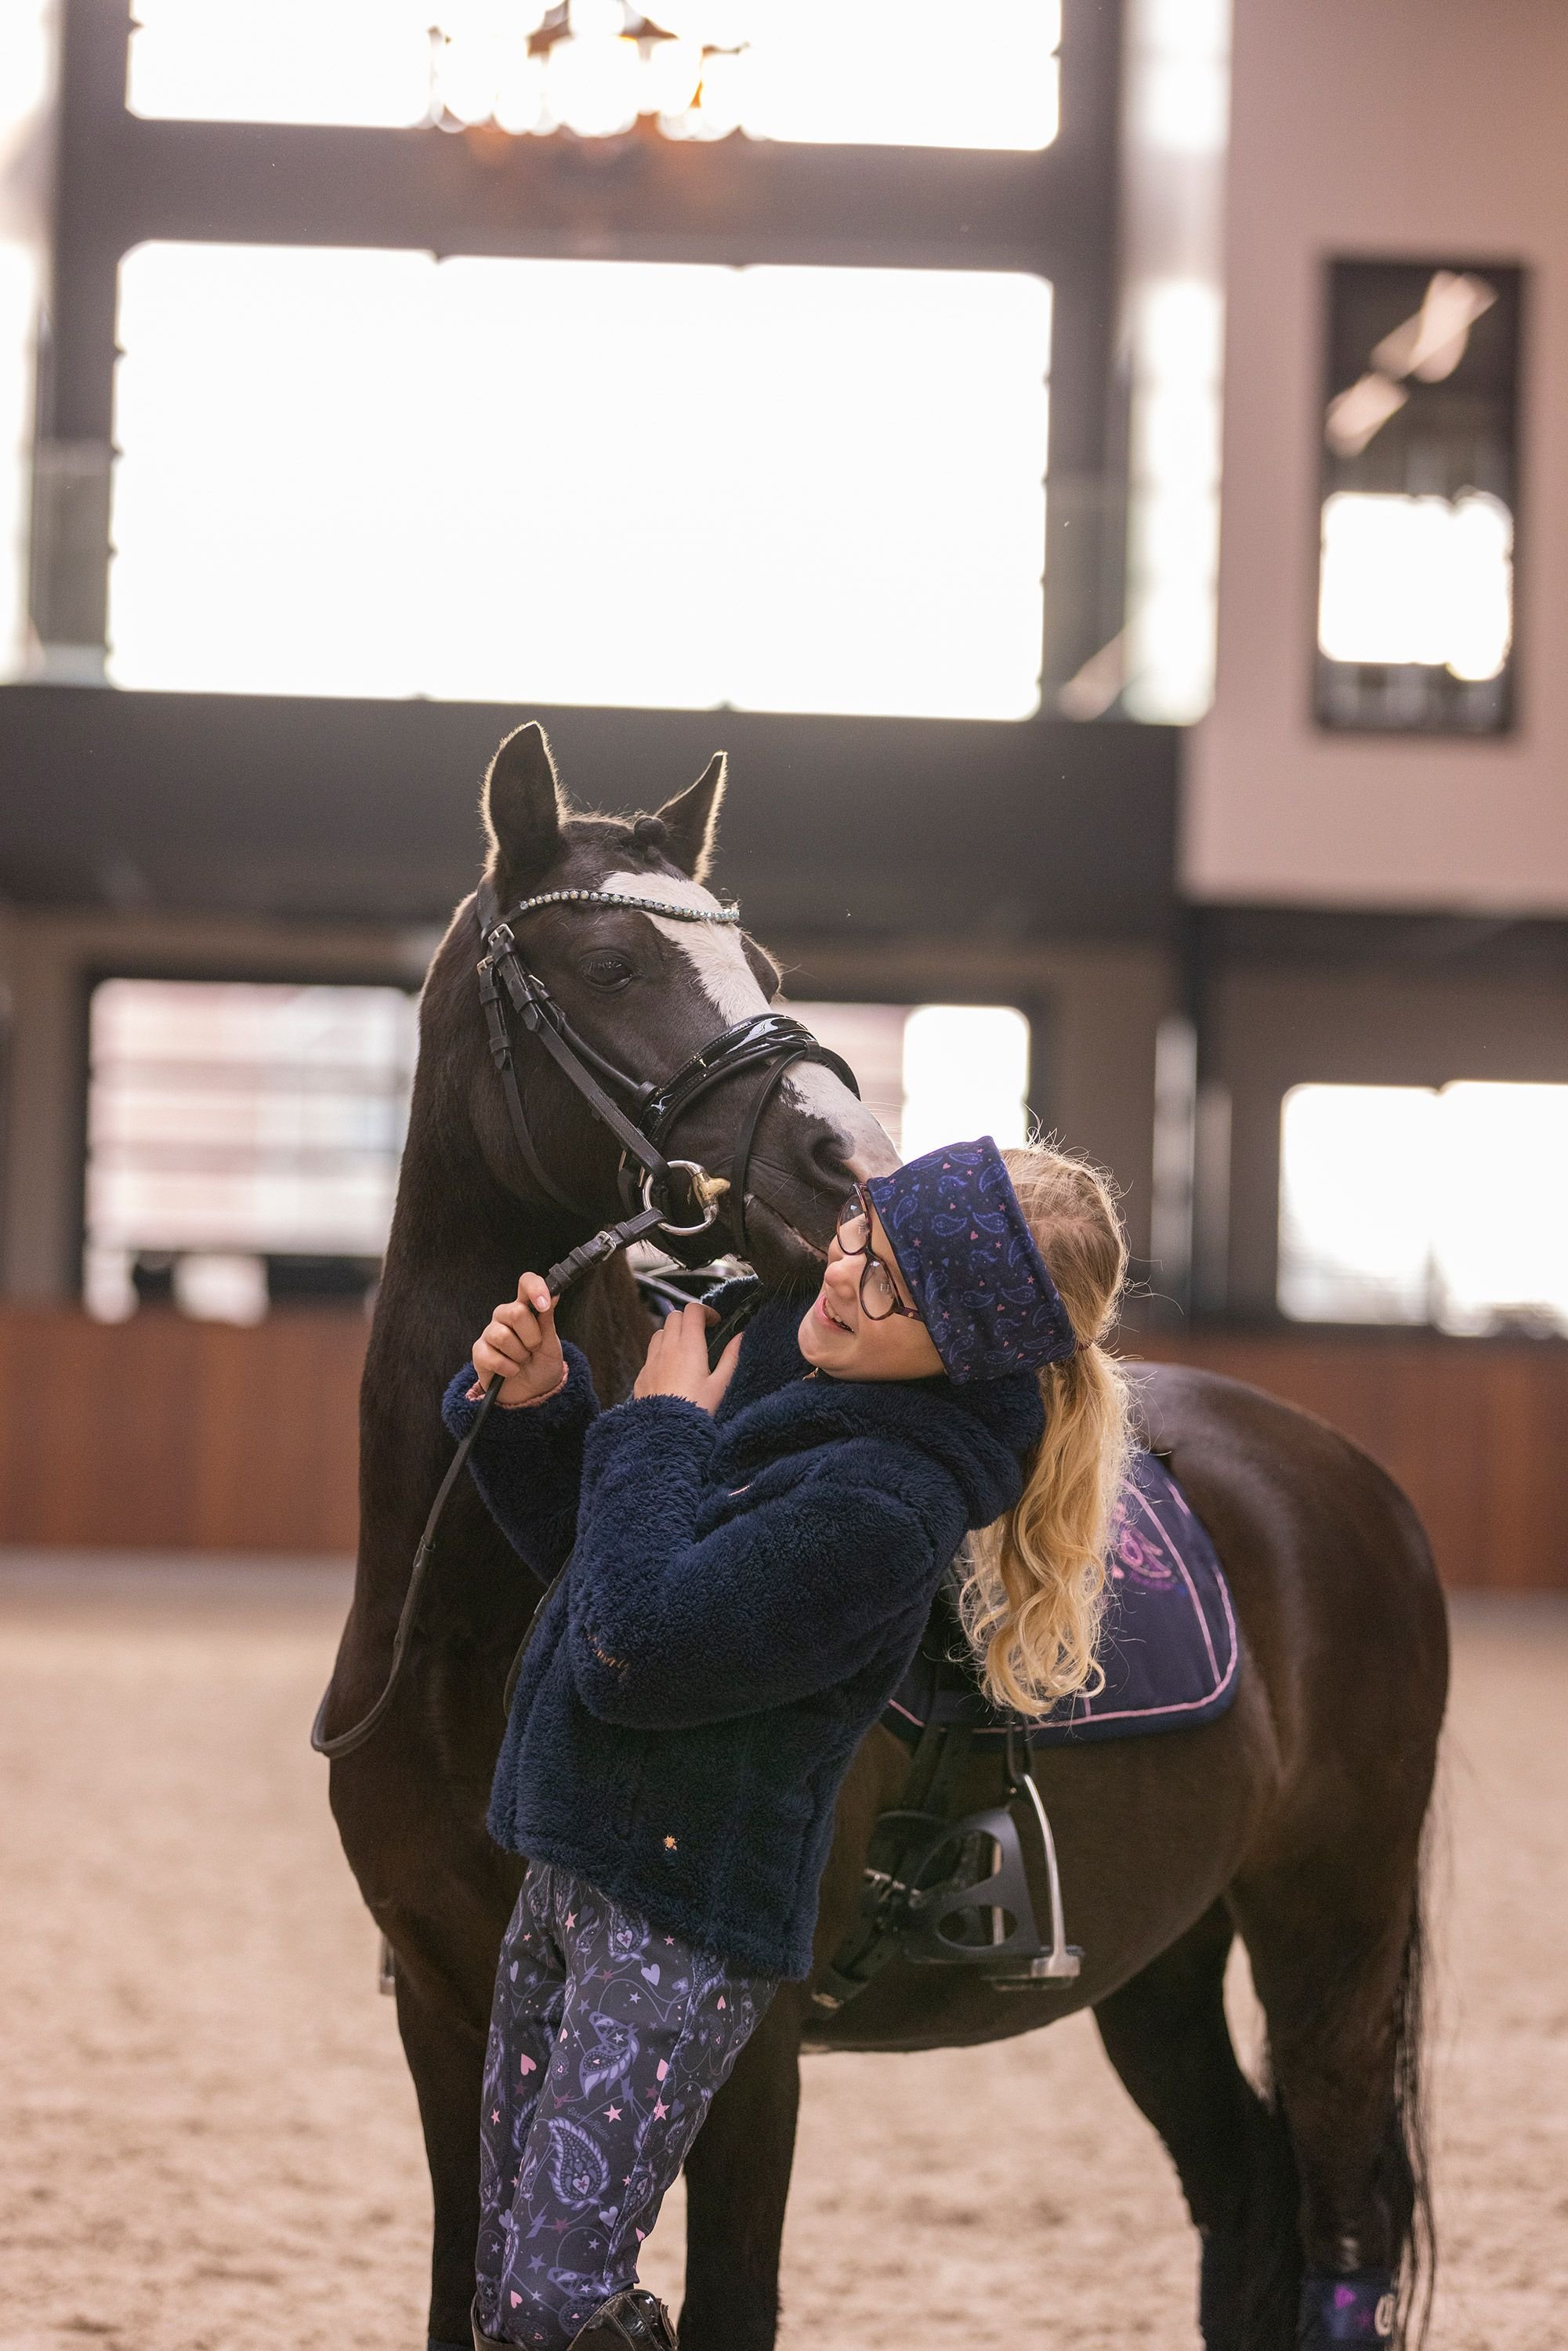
[863,1136,1077,1385]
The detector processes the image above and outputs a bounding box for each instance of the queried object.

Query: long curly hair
[958,1143,1132,1715]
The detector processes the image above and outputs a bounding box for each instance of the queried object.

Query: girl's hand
[471,1275,567,1407]
[634,1302,742,1416]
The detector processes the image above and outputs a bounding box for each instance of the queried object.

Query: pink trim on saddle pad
[880,1454,1239,1751]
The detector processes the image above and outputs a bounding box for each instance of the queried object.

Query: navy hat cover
[862,1136,1077,1386]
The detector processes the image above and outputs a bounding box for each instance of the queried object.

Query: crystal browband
[502,889,743,926]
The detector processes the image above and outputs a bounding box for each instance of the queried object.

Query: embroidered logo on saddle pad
[882,1452,1239,1751]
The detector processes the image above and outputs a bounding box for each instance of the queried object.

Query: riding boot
[472,2288,676,2351]
[567,2288,679,2350]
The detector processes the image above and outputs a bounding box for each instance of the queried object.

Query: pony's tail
[1390,1824,1437,2347]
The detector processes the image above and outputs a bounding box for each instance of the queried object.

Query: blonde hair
[958,1143,1132,1715]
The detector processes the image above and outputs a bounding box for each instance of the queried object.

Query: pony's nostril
[805,1126,856,1191]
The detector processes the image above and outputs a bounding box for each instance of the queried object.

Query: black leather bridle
[311,874,860,1762]
[473,875,859,1251]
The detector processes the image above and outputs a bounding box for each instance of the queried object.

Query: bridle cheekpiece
[473,873,858,1251]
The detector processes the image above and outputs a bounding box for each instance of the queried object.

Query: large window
[85,984,1027,1318]
[788,1002,1030,1157]
[1316,259,1522,735]
[0,0,52,681]
[108,244,1052,719]
[1279,1081,1568,1334]
[85,979,418,1320]
[126,1,1063,151]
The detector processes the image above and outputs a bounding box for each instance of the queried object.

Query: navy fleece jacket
[442,1284,1042,1980]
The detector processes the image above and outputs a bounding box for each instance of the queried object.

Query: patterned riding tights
[476,1863,777,2349]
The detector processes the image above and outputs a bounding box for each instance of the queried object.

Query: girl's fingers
[706,1332,744,1400]
[516,1274,556,1319]
[483,1317,529,1364]
[494,1300,543,1350]
[681,1302,711,1354]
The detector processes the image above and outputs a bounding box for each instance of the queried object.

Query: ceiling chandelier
[429,0,759,143]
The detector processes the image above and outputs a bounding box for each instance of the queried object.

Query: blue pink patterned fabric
[476,1862,776,2348]
[864,1136,1077,1386]
[882,1451,1238,1750]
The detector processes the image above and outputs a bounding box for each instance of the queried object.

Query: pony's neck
[382,1094,582,1334]
[372,1086,646,1411]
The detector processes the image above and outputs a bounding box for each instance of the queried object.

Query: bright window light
[1126,0,1229,159]
[1122,276,1224,724]
[725,2,1059,151]
[1280,1081,1568,1334]
[1279,1085,1437,1324]
[901,1005,1030,1161]
[128,0,437,128]
[784,1003,908,1147]
[0,231,40,682]
[785,1002,1030,1160]
[125,0,1060,150]
[85,979,417,1320]
[1430,1085,1568,1335]
[1117,0,1231,726]
[108,244,1052,719]
[0,0,53,679]
[1317,491,1514,680]
[110,244,440,699]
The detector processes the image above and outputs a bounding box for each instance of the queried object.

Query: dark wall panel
[5,1302,1563,1585]
[0,686,1178,942]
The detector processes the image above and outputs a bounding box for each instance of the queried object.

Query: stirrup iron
[898,1727,1081,1987]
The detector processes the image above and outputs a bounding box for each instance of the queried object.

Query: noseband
[474,875,859,1252]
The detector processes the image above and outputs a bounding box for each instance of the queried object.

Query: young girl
[444,1136,1131,2351]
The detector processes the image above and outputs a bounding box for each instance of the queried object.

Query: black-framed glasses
[835,1187,921,1320]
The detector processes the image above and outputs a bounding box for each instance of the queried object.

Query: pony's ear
[654,752,726,884]
[482,723,566,886]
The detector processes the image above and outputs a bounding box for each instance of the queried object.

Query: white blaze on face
[600,869,766,1024]
[599,868,896,1179]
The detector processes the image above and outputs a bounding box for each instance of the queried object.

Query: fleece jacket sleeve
[440,1342,599,1584]
[565,1394,965,1729]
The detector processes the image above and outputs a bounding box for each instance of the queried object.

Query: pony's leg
[1092,1903,1301,2351]
[678,1987,803,2351]
[393,1952,492,2350]
[1233,1858,1429,2349]
[332,1750,519,2351]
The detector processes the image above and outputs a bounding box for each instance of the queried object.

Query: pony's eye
[580,952,636,991]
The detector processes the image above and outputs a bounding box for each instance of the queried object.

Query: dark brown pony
[320,724,1447,2351]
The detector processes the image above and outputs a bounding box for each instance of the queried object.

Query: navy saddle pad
[882,1451,1240,1750]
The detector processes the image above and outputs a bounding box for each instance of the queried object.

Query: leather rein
[312,874,858,1761]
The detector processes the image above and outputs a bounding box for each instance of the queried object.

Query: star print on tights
[476,1862,777,2349]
